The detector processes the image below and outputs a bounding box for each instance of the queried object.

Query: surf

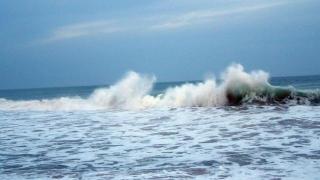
[0,64,319,111]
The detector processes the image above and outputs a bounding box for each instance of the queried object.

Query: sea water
[0,65,320,179]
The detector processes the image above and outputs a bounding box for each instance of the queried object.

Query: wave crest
[0,64,319,111]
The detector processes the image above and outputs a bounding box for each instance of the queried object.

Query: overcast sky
[1,0,320,89]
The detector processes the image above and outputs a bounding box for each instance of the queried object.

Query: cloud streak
[42,21,122,43]
[151,1,287,30]
[41,1,288,43]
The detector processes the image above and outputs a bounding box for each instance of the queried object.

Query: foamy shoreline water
[1,65,320,179]
[1,106,320,179]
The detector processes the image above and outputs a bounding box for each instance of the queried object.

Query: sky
[0,0,320,89]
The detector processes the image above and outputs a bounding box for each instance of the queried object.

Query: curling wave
[0,64,319,111]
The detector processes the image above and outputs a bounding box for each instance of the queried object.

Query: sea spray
[89,71,156,109]
[0,64,319,111]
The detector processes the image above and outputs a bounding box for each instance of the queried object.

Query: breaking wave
[0,64,319,111]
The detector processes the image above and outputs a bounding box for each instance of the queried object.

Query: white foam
[0,64,270,111]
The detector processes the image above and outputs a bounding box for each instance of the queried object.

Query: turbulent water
[1,64,320,179]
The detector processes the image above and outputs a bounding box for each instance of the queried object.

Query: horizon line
[1,73,320,91]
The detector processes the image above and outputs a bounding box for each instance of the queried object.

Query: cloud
[41,1,288,43]
[42,20,122,43]
[151,1,288,30]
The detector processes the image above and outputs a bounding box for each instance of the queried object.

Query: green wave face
[226,82,320,106]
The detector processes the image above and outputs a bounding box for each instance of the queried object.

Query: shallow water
[1,106,320,179]
[1,68,320,179]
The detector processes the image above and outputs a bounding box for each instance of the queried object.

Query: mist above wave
[0,64,319,111]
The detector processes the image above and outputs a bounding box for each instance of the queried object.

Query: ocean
[1,65,320,179]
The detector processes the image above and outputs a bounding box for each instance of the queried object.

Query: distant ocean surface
[1,65,320,179]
